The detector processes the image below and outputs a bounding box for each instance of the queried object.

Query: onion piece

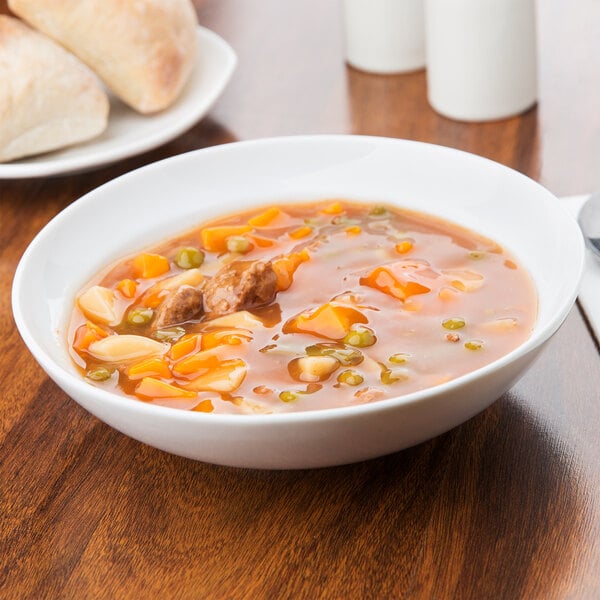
[77,285,121,326]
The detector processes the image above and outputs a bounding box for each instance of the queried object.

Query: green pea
[86,366,112,382]
[279,390,300,403]
[465,340,484,351]
[226,236,251,254]
[152,327,186,342]
[337,370,364,386]
[389,353,410,364]
[380,368,405,385]
[369,205,388,217]
[331,215,359,226]
[442,318,466,330]
[305,343,363,366]
[469,251,486,260]
[330,347,364,366]
[127,306,154,325]
[343,326,376,348]
[175,247,204,269]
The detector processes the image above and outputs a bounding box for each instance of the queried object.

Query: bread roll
[0,16,109,163]
[9,0,198,114]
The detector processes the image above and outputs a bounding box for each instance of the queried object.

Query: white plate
[0,27,236,179]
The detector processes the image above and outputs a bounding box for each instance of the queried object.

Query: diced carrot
[288,225,313,240]
[116,278,137,298]
[394,240,413,254]
[201,225,251,253]
[172,351,222,376]
[141,288,169,309]
[283,303,368,340]
[126,357,172,380]
[201,328,252,350]
[438,287,458,301]
[248,207,281,227]
[345,226,361,236]
[72,321,110,353]
[192,399,214,412]
[320,201,344,215]
[133,253,170,279]
[135,377,197,400]
[169,334,202,361]
[360,266,430,301]
[183,359,247,393]
[271,249,310,291]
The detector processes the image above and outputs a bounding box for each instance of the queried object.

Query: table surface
[2,1,599,598]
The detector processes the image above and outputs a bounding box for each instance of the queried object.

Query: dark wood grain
[1,1,599,598]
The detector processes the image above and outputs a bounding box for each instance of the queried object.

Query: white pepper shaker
[343,0,426,74]
[424,0,537,121]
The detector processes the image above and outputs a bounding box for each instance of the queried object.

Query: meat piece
[203,260,278,315]
[153,285,204,329]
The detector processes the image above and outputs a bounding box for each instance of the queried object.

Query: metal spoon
[578,192,600,259]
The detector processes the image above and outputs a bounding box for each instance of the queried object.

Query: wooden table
[2,1,599,598]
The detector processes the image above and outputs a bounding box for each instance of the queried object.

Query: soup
[68,200,537,413]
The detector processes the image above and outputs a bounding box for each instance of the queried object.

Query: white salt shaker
[342,0,426,74]
[424,0,537,121]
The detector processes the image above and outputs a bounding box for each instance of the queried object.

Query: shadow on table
[78,392,590,599]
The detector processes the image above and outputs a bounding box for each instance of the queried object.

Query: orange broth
[69,200,537,413]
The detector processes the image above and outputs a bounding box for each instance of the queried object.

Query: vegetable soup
[69,200,537,413]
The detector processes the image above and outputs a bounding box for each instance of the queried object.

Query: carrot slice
[200,225,252,253]
[133,253,170,279]
[201,329,252,350]
[320,201,344,215]
[116,278,137,298]
[72,321,110,353]
[183,359,247,393]
[135,377,197,400]
[283,303,368,340]
[172,351,222,376]
[288,225,313,240]
[126,357,172,380]
[360,265,430,301]
[394,240,413,254]
[248,207,281,227]
[192,399,214,412]
[169,334,202,361]
[141,288,169,309]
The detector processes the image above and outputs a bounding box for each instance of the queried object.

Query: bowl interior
[13,136,584,399]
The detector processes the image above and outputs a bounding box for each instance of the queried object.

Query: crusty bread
[0,16,109,163]
[9,0,198,114]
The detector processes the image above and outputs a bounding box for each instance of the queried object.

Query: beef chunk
[203,260,278,315]
[153,285,204,329]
